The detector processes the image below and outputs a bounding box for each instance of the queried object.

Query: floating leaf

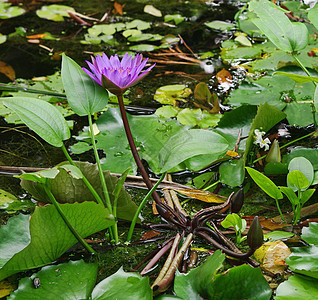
[154,84,192,105]
[275,274,318,300]
[129,44,156,52]
[164,14,184,25]
[254,241,291,274]
[219,157,245,187]
[0,214,30,269]
[126,19,151,31]
[144,5,162,17]
[36,5,75,22]
[0,3,25,19]
[205,20,234,31]
[0,202,114,281]
[8,260,97,300]
[91,267,152,299]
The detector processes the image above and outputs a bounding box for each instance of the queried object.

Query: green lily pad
[88,24,116,36]
[0,202,114,281]
[283,102,317,127]
[129,44,156,52]
[283,148,318,170]
[219,157,245,187]
[0,3,25,19]
[21,161,139,222]
[154,84,192,105]
[122,29,142,38]
[0,34,7,44]
[302,222,318,246]
[8,260,97,300]
[128,33,155,42]
[174,250,225,300]
[164,14,184,25]
[275,274,318,300]
[205,21,235,31]
[0,214,30,269]
[126,19,151,31]
[91,267,152,300]
[36,5,75,22]
[0,189,35,212]
[144,5,162,17]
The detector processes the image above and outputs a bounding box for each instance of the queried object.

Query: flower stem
[126,172,166,243]
[61,144,104,206]
[43,184,96,254]
[87,114,112,213]
[274,197,285,223]
[116,94,162,204]
[87,114,118,243]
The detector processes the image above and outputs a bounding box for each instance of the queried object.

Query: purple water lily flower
[82,52,155,95]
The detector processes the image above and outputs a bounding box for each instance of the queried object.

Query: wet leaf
[159,129,229,173]
[91,267,152,300]
[8,260,97,300]
[144,5,162,17]
[275,274,318,300]
[219,157,245,187]
[154,84,192,105]
[129,44,156,52]
[0,202,114,281]
[36,5,75,22]
[169,188,225,203]
[254,241,291,274]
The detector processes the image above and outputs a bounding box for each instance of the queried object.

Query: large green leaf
[249,0,308,52]
[159,129,229,173]
[288,156,314,185]
[0,202,114,281]
[8,260,97,300]
[275,274,318,300]
[0,214,30,268]
[91,267,152,300]
[174,250,225,300]
[283,148,318,170]
[1,97,70,147]
[209,264,272,300]
[61,54,109,116]
[246,167,283,200]
[86,107,187,174]
[21,161,138,222]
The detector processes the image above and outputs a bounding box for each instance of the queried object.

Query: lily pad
[154,84,192,105]
[126,19,151,31]
[0,202,114,281]
[36,5,75,22]
[283,148,318,170]
[205,21,235,31]
[164,14,184,25]
[8,260,97,300]
[275,274,318,300]
[91,267,152,300]
[129,44,156,52]
[0,3,25,19]
[0,214,30,269]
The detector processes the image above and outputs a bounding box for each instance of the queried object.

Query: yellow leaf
[169,188,225,203]
[0,280,15,298]
[226,150,239,157]
[254,241,291,274]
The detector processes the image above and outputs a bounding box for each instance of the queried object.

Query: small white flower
[254,129,271,151]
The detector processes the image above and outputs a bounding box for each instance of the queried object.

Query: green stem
[61,144,104,206]
[126,172,166,243]
[87,114,112,213]
[253,131,316,164]
[43,184,96,254]
[87,114,118,242]
[203,180,220,191]
[274,197,285,223]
